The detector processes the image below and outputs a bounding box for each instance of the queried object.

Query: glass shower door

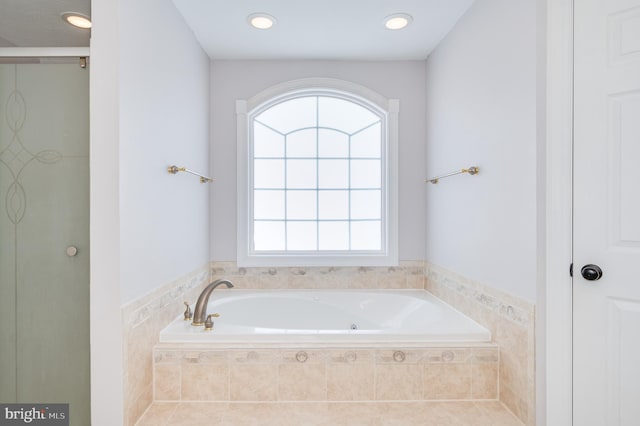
[0,62,90,425]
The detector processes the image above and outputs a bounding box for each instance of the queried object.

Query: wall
[424,0,537,302]
[210,60,427,262]
[425,263,536,425]
[118,0,210,303]
[90,0,210,424]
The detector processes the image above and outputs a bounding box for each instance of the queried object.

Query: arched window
[236,79,398,266]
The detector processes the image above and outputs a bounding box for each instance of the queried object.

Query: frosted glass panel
[319,221,350,250]
[352,122,381,158]
[319,160,348,188]
[254,190,284,219]
[351,190,381,219]
[287,129,316,157]
[318,97,379,134]
[287,222,317,250]
[256,96,316,134]
[249,93,386,254]
[254,221,285,250]
[318,129,349,157]
[254,159,285,188]
[254,121,284,157]
[319,190,349,219]
[0,63,89,424]
[286,159,316,189]
[351,160,381,188]
[352,221,382,250]
[287,190,317,219]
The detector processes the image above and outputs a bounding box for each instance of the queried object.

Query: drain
[350,324,358,330]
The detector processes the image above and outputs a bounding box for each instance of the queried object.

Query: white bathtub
[160,290,490,346]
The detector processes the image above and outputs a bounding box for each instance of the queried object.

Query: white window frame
[236,78,399,267]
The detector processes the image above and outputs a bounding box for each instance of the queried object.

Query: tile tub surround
[152,346,499,403]
[136,401,524,425]
[210,261,425,290]
[424,263,535,426]
[122,264,211,426]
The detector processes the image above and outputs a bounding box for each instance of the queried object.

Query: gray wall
[90,0,210,423]
[425,0,537,301]
[118,0,211,302]
[210,60,427,261]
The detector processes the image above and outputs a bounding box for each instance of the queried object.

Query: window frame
[236,78,399,267]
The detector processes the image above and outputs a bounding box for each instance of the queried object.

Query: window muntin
[249,93,386,254]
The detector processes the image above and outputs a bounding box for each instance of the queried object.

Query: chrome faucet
[191,279,234,326]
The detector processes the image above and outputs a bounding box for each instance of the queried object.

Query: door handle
[580,264,603,281]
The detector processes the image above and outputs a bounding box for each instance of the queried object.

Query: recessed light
[248,13,276,30]
[62,12,92,29]
[384,13,413,30]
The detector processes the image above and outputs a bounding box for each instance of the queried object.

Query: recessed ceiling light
[62,12,92,29]
[384,13,413,30]
[248,13,276,30]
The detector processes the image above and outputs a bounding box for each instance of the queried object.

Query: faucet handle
[183,302,193,321]
[204,313,218,331]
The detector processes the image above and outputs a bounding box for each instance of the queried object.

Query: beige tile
[155,363,181,401]
[500,383,528,425]
[476,401,524,425]
[327,363,375,401]
[181,362,229,401]
[500,352,527,400]
[323,402,383,425]
[135,402,177,426]
[424,364,471,400]
[378,402,452,425]
[278,363,327,401]
[230,364,278,401]
[445,401,499,426]
[126,319,155,400]
[146,401,524,426]
[229,402,330,426]
[472,364,498,399]
[375,364,423,400]
[222,402,286,425]
[126,385,153,426]
[166,402,227,425]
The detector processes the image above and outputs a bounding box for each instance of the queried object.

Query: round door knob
[580,264,603,281]
[66,246,78,257]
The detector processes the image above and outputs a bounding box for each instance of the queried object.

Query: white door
[573,0,640,424]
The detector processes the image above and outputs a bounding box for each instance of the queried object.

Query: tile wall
[209,261,426,290]
[152,346,499,403]
[124,260,535,425]
[424,262,535,426]
[122,264,210,426]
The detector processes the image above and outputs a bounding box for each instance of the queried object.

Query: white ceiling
[172,0,476,60]
[0,0,90,47]
[0,0,474,60]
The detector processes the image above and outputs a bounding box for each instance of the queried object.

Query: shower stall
[0,57,90,424]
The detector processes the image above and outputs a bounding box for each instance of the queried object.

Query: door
[573,0,640,424]
[0,63,90,424]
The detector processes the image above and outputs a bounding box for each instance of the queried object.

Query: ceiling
[0,0,90,47]
[173,0,476,60]
[0,0,475,60]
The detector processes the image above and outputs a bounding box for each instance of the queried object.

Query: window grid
[252,95,383,253]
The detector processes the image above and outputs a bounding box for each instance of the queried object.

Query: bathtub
[160,290,490,347]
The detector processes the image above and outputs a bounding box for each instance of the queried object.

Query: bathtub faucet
[191,279,234,326]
